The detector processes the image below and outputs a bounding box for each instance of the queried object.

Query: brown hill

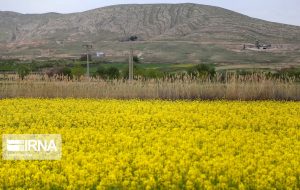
[0,4,300,65]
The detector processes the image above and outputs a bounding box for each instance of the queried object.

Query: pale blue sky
[0,0,299,26]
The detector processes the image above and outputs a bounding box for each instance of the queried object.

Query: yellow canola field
[0,99,299,190]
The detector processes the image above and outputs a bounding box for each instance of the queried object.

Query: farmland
[0,99,299,189]
[0,2,300,190]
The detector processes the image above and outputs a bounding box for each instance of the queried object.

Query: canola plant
[0,99,299,189]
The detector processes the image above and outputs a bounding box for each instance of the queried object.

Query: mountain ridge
[1,4,300,42]
[2,3,300,28]
[0,4,299,64]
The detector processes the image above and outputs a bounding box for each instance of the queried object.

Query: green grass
[89,62,197,74]
[4,40,299,65]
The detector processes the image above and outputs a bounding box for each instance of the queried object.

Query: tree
[106,67,120,79]
[95,66,107,79]
[61,67,72,78]
[71,64,85,79]
[17,65,30,80]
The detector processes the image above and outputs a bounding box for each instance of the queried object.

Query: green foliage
[95,66,120,79]
[141,69,164,79]
[122,65,142,79]
[122,64,165,79]
[17,65,30,80]
[188,64,216,78]
[71,64,85,79]
[28,61,38,71]
[276,67,300,80]
[0,61,17,71]
[106,67,120,79]
[61,67,72,78]
[95,66,107,79]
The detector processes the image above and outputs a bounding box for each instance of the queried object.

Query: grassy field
[0,99,299,189]
[87,63,196,74]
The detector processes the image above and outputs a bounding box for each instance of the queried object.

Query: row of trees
[17,63,217,80]
[16,63,300,81]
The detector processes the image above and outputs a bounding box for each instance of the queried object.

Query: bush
[46,67,72,78]
[61,67,72,78]
[188,64,216,78]
[95,66,120,80]
[106,67,120,79]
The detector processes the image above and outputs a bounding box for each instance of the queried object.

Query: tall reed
[0,73,299,100]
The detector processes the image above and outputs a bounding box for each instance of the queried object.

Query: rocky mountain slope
[0,4,300,64]
[1,4,300,43]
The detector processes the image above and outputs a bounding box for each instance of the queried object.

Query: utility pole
[128,36,137,81]
[129,46,134,80]
[82,43,93,78]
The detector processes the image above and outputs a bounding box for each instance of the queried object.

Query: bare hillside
[0,4,300,64]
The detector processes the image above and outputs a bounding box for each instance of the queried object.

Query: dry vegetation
[0,73,299,100]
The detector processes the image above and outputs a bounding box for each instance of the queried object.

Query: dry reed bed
[0,74,299,100]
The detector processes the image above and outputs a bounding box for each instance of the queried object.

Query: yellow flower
[0,99,299,189]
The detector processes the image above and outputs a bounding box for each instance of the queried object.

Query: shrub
[188,64,216,78]
[95,66,120,80]
[46,67,72,78]
[106,67,120,79]
[60,67,72,78]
